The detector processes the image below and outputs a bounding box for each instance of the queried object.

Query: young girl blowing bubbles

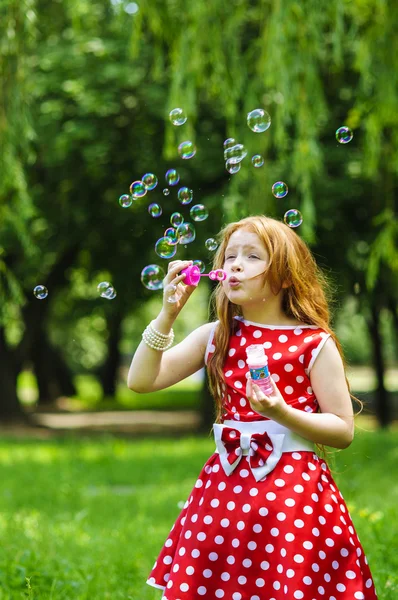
[128,215,378,600]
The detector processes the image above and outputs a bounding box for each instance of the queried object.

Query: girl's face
[222,229,271,306]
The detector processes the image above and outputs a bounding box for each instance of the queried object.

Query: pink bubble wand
[167,265,226,303]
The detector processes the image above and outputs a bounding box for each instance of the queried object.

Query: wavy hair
[207,215,361,426]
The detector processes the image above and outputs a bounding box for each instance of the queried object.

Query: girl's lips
[228,279,242,287]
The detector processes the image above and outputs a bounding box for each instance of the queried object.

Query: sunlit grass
[0,427,396,599]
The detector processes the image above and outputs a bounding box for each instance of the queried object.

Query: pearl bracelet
[142,322,175,351]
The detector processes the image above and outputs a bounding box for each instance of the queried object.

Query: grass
[0,426,396,599]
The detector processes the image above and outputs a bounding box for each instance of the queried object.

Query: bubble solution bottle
[245,344,273,395]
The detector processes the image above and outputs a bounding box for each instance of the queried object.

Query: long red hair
[207,215,359,423]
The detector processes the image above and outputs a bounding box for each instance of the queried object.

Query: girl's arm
[247,338,355,449]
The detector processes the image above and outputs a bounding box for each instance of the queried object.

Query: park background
[1,0,397,598]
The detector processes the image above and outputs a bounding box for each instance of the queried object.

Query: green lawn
[0,427,396,599]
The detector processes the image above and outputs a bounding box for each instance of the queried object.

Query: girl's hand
[161,260,197,318]
[246,374,290,423]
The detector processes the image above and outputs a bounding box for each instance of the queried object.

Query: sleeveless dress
[147,317,378,600]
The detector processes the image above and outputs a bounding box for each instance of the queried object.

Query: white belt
[214,420,314,482]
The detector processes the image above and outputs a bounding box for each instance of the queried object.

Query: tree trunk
[31,334,76,405]
[0,328,27,421]
[369,302,391,428]
[99,309,123,397]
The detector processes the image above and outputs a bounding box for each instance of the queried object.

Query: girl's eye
[225,256,235,260]
[249,255,259,259]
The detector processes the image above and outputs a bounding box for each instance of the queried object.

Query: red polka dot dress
[147,317,378,599]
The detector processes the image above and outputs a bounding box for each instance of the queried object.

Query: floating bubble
[148,203,162,218]
[336,126,353,144]
[97,281,117,299]
[284,209,303,228]
[205,238,218,251]
[176,222,196,244]
[177,187,193,205]
[251,155,264,168]
[224,144,247,164]
[193,259,205,273]
[155,237,177,259]
[119,194,132,208]
[190,204,209,222]
[225,160,241,174]
[164,227,179,245]
[142,173,158,190]
[178,140,196,160]
[223,138,236,150]
[169,108,187,126]
[272,181,288,198]
[33,285,48,300]
[170,212,184,227]
[141,265,165,290]
[129,180,147,198]
[165,169,180,186]
[247,108,271,133]
[163,188,170,196]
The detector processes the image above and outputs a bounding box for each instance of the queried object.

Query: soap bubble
[165,169,180,186]
[155,237,177,259]
[205,238,218,251]
[169,108,187,126]
[176,222,196,244]
[148,203,162,218]
[224,144,247,164]
[251,155,264,168]
[170,212,184,227]
[164,227,179,245]
[163,188,170,196]
[247,108,271,132]
[97,281,117,299]
[177,187,193,205]
[119,194,132,208]
[33,285,48,300]
[225,160,241,174]
[336,126,353,144]
[193,259,205,273]
[141,264,165,290]
[284,209,303,228]
[142,173,158,190]
[223,138,236,150]
[190,204,209,222]
[129,180,147,198]
[178,140,196,159]
[272,181,288,198]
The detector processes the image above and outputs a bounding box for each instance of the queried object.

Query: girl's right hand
[161,260,197,318]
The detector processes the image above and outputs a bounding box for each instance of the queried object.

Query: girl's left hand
[246,374,290,423]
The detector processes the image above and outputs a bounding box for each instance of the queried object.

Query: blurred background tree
[0,0,397,425]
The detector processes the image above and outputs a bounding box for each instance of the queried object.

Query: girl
[128,215,378,600]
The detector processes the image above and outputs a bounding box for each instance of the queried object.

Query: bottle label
[249,364,270,382]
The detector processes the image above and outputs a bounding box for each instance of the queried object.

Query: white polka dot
[228,348,236,356]
[264,341,272,349]
[299,354,305,363]
[312,527,320,536]
[210,499,220,508]
[238,575,247,584]
[289,345,298,351]
[366,578,373,588]
[191,549,200,558]
[340,548,349,557]
[184,530,192,539]
[275,479,286,487]
[284,465,294,474]
[273,581,281,590]
[221,518,230,527]
[249,487,258,496]
[294,554,304,563]
[346,571,356,579]
[312,493,319,503]
[332,561,339,569]
[293,592,304,599]
[233,594,242,600]
[292,452,302,460]
[285,533,295,542]
[298,396,307,403]
[277,512,287,521]
[253,524,263,533]
[218,482,226,491]
[278,334,288,343]
[232,538,240,548]
[284,363,294,372]
[197,532,206,541]
[318,586,325,595]
[204,515,213,524]
[186,566,195,575]
[239,398,247,407]
[294,327,303,335]
[212,464,220,472]
[333,526,343,535]
[240,336,246,346]
[294,485,304,494]
[240,469,250,478]
[324,573,331,582]
[243,559,252,568]
[227,555,235,564]
[209,552,218,561]
[296,375,304,382]
[203,569,212,578]
[238,359,246,369]
[266,492,276,501]
[243,504,251,513]
[237,521,245,530]
[225,370,233,377]
[303,541,313,550]
[233,485,243,494]
[303,576,312,585]
[286,569,295,578]
[195,479,203,488]
[256,578,265,587]
[326,538,335,547]
[354,593,365,599]
[191,514,198,522]
[235,380,243,389]
[319,551,326,559]
[304,336,313,343]
[265,544,274,552]
[302,473,310,481]
[180,583,189,592]
[215,535,224,544]
[227,501,235,510]
[273,352,282,360]
[221,572,230,581]
[215,590,225,598]
[260,561,270,570]
[277,564,284,573]
[163,556,172,565]
[325,504,333,513]
[336,584,346,592]
[312,563,320,572]
[270,527,279,536]
[285,498,296,507]
[303,505,313,514]
[271,373,280,382]
[165,539,173,547]
[253,330,262,338]
[248,541,257,550]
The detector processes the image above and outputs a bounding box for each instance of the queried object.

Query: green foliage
[0,428,396,598]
